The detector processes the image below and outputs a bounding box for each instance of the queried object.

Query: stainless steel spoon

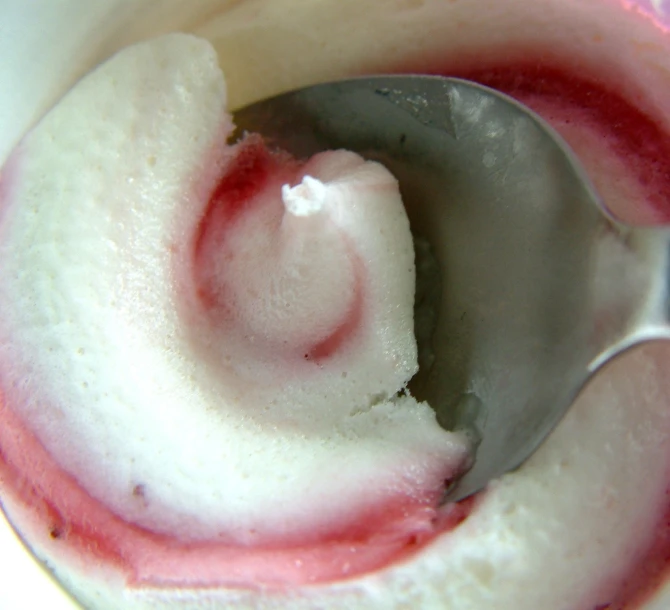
[233,75,670,503]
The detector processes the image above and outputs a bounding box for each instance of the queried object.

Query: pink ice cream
[3,1,670,609]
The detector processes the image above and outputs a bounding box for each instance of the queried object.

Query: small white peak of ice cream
[282,175,327,216]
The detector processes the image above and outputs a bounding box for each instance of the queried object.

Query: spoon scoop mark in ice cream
[0,31,468,581]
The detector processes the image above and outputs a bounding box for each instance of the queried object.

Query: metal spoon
[232,75,670,503]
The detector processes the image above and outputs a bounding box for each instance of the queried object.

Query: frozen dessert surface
[0,30,466,573]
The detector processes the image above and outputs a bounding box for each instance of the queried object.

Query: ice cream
[0,30,471,600]
[2,0,670,609]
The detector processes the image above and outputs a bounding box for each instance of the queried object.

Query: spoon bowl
[233,75,670,502]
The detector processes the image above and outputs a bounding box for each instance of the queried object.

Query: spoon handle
[589,223,670,373]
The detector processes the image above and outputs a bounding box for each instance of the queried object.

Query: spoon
[232,75,670,503]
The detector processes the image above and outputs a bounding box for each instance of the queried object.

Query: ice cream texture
[4,0,670,609]
[0,30,470,595]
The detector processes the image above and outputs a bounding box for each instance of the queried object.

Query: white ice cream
[0,34,466,543]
